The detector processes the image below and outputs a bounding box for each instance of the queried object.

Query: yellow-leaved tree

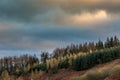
[1,70,10,80]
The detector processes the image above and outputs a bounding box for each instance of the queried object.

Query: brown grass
[40,59,120,80]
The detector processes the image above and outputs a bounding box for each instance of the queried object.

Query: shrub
[58,59,69,69]
[30,63,46,72]
[51,67,58,74]
[38,63,47,71]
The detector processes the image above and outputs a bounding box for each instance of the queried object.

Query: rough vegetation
[71,60,120,80]
[0,36,120,80]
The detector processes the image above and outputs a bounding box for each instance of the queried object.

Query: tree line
[0,36,120,79]
[41,36,120,63]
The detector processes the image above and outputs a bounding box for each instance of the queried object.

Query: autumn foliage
[0,36,120,80]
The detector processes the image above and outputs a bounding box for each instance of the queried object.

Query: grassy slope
[40,59,120,80]
[71,59,120,80]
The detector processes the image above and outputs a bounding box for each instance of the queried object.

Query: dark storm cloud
[0,0,49,22]
[0,0,120,53]
[0,0,120,23]
[0,22,104,50]
[0,25,97,44]
[1,21,120,50]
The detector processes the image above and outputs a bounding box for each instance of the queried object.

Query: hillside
[40,59,120,80]
[0,36,120,80]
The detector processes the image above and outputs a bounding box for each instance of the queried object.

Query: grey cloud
[0,22,101,50]
[1,20,120,50]
[0,0,49,22]
[0,0,120,23]
[0,0,120,53]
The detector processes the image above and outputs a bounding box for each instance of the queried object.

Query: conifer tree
[110,37,114,47]
[41,52,49,63]
[113,36,120,46]
[96,40,104,50]
[82,43,88,52]
[105,37,111,48]
[88,42,95,52]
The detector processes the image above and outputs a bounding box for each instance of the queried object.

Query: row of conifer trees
[0,36,120,78]
[41,36,120,63]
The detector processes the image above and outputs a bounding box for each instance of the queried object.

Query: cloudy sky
[0,0,120,57]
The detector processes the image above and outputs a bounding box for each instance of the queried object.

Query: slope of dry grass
[40,59,120,80]
[71,59,120,80]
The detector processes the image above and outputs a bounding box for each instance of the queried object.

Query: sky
[0,0,120,57]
